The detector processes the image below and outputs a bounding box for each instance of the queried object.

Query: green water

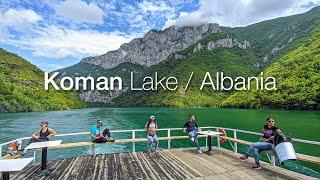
[0,108,319,178]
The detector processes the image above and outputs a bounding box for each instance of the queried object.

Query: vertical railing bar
[271,155,276,166]
[234,130,238,153]
[167,129,171,149]
[33,150,36,164]
[0,145,2,159]
[132,131,136,152]
[216,128,220,148]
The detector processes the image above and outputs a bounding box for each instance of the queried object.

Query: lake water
[0,108,319,178]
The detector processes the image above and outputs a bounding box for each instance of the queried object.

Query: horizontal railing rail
[1,126,319,167]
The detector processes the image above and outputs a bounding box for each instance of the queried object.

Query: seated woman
[23,121,57,154]
[240,117,280,170]
[90,120,114,143]
[145,115,159,153]
[183,114,202,154]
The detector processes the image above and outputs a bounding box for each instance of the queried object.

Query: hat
[150,115,155,119]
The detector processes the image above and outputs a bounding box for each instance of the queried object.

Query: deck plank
[10,148,316,180]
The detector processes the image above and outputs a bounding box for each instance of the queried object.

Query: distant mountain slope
[53,6,320,109]
[113,32,257,107]
[113,7,320,108]
[221,31,320,110]
[0,48,85,113]
[81,23,221,69]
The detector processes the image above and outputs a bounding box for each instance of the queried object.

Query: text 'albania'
[45,72,277,91]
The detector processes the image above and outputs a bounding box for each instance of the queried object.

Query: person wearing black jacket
[183,114,202,154]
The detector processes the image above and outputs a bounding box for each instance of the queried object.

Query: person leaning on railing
[22,121,57,154]
[183,114,203,154]
[240,117,280,170]
[145,115,159,153]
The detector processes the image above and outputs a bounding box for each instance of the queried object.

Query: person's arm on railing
[182,122,187,133]
[32,130,41,139]
[48,128,57,139]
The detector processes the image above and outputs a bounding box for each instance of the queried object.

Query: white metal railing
[0,126,319,167]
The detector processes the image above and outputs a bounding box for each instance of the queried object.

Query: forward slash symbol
[184,72,194,91]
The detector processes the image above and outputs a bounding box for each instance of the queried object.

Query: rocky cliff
[82,23,221,69]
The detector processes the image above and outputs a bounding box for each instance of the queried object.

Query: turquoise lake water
[0,108,319,178]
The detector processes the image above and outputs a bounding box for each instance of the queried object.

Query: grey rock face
[79,87,128,103]
[193,38,250,52]
[82,23,221,69]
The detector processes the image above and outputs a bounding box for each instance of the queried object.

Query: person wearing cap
[90,120,114,143]
[145,115,159,153]
[183,114,203,154]
[23,121,57,154]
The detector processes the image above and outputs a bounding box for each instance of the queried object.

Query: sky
[0,0,319,72]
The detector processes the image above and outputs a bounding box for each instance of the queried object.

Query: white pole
[167,129,171,149]
[132,131,136,152]
[216,128,220,148]
[0,145,2,158]
[33,150,36,164]
[233,130,238,153]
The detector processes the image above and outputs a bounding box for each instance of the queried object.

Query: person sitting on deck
[183,114,202,154]
[90,120,115,143]
[240,117,280,170]
[23,121,57,154]
[6,140,22,156]
[145,115,159,153]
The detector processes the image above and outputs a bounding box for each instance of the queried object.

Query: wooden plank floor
[10,148,316,180]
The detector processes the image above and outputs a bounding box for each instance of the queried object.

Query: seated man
[90,120,115,143]
[183,114,202,154]
[23,121,57,154]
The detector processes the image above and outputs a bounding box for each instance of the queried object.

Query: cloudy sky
[0,0,319,71]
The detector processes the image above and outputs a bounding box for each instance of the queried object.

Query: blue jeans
[188,130,200,150]
[246,142,272,163]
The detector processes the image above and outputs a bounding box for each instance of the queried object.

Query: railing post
[216,128,220,148]
[91,143,95,155]
[167,129,171,149]
[271,155,276,166]
[132,131,136,152]
[233,130,238,153]
[0,145,2,158]
[33,150,36,164]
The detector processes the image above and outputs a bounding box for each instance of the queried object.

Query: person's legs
[153,134,159,148]
[252,142,272,163]
[188,130,200,150]
[102,128,112,138]
[147,135,154,152]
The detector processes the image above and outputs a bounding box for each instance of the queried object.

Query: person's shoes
[252,163,261,170]
[240,154,248,161]
[197,149,203,154]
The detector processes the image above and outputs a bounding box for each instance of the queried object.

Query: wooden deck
[10,148,315,180]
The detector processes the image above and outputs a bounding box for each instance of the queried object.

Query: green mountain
[55,6,320,110]
[221,31,320,110]
[113,7,320,109]
[0,48,86,113]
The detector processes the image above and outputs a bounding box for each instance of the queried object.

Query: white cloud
[8,25,132,59]
[49,0,104,24]
[0,8,42,32]
[164,0,320,28]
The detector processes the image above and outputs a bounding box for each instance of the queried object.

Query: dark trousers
[92,128,112,143]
